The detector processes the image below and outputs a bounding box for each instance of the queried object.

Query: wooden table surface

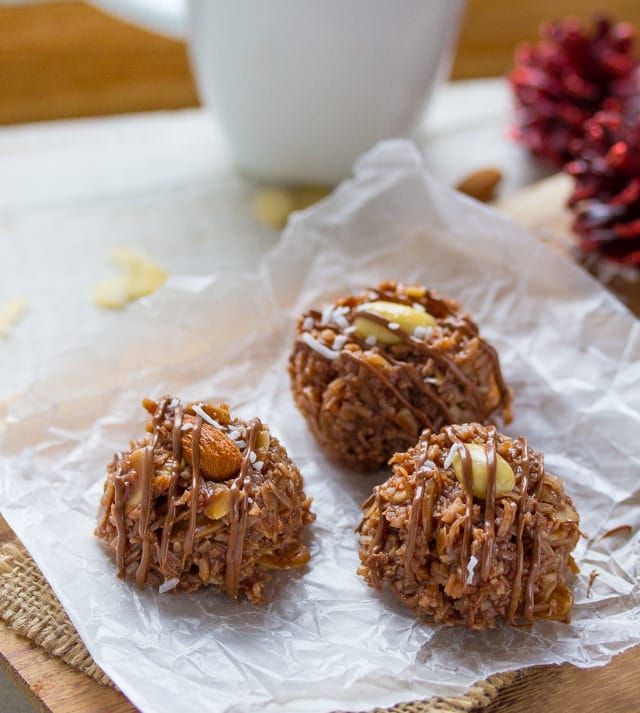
[2,0,640,125]
[1,2,640,712]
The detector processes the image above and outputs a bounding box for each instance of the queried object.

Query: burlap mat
[0,540,517,712]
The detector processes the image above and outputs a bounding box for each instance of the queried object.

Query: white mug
[93,0,466,183]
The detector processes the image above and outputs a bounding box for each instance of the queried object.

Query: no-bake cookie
[95,397,314,603]
[289,281,512,471]
[357,423,580,628]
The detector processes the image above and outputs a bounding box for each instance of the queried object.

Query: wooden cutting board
[1,174,638,713]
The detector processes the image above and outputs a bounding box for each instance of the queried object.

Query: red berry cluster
[510,16,640,265]
[509,16,638,166]
[568,111,640,265]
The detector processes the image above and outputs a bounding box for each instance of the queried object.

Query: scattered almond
[204,485,232,519]
[0,296,28,337]
[182,414,242,480]
[456,168,503,203]
[450,443,515,499]
[354,300,436,345]
[254,184,331,229]
[258,543,311,569]
[93,246,167,309]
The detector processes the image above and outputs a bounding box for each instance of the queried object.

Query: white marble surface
[0,78,547,712]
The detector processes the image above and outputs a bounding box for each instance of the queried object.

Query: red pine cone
[567,110,640,265]
[509,16,639,166]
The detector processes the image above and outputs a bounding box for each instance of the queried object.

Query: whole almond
[182,414,242,480]
[456,168,503,203]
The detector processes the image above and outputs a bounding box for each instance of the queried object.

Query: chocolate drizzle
[357,308,488,415]
[299,286,511,425]
[364,487,387,588]
[159,405,184,573]
[523,450,545,620]
[403,481,424,580]
[134,398,169,587]
[508,438,530,622]
[135,445,154,587]
[457,443,475,581]
[224,418,261,600]
[480,431,497,581]
[340,349,431,430]
[113,456,126,579]
[182,415,202,566]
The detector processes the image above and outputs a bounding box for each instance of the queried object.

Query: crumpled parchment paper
[1,141,640,713]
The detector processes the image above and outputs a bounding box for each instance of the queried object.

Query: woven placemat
[0,540,517,712]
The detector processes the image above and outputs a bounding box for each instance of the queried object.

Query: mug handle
[90,0,188,40]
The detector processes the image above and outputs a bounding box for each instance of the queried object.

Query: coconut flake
[421,459,436,472]
[443,442,459,470]
[193,404,223,430]
[365,335,377,347]
[387,322,400,330]
[412,302,426,312]
[301,332,340,360]
[235,440,246,450]
[333,335,347,351]
[159,577,180,594]
[249,451,257,463]
[335,315,350,329]
[253,460,264,471]
[181,422,194,431]
[423,376,438,384]
[334,305,350,317]
[302,316,314,331]
[228,430,241,441]
[343,325,357,334]
[320,304,334,325]
[466,555,478,585]
[413,325,433,340]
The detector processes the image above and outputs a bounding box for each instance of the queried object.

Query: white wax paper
[2,140,640,713]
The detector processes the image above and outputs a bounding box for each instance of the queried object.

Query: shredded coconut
[249,451,257,463]
[235,440,246,449]
[228,430,241,441]
[466,555,478,585]
[159,578,180,594]
[443,442,459,470]
[365,335,377,347]
[333,335,347,351]
[181,422,193,431]
[320,304,334,325]
[193,404,223,430]
[422,460,436,472]
[343,325,357,334]
[301,331,340,360]
[387,322,400,330]
[302,316,314,331]
[253,461,264,471]
[413,325,433,340]
[335,315,350,329]
[412,302,426,312]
